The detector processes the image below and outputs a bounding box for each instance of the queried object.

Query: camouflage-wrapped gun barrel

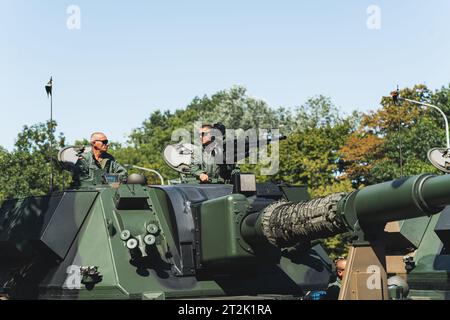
[242,173,448,248]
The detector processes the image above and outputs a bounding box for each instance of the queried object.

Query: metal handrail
[125,165,165,185]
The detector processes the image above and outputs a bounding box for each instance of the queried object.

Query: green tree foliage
[0,121,67,203]
[201,86,294,133]
[272,96,358,197]
[114,86,294,183]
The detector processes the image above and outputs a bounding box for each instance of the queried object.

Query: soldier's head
[335,257,347,281]
[90,132,109,154]
[199,124,213,146]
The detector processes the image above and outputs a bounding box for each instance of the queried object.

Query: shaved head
[90,132,109,156]
[90,132,107,142]
[336,259,347,281]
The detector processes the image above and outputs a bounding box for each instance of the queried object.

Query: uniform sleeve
[190,152,206,178]
[71,160,82,184]
[191,152,206,179]
[72,157,89,185]
[111,160,128,177]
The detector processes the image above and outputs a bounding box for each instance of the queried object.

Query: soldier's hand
[199,173,209,182]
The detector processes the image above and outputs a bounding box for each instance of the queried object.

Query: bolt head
[144,234,156,246]
[120,230,131,241]
[126,238,138,249]
[146,224,159,234]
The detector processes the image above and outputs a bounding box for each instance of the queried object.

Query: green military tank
[1,138,450,300]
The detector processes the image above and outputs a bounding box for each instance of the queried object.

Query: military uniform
[190,141,235,184]
[72,150,127,187]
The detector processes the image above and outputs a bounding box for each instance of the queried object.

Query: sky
[1,0,450,150]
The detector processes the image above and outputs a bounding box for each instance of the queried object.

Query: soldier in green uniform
[72,132,127,187]
[190,124,235,184]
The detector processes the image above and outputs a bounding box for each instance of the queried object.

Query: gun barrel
[344,174,446,227]
[242,174,450,248]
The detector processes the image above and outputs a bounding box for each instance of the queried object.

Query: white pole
[402,98,450,149]
[130,165,165,185]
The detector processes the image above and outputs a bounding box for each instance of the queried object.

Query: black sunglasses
[93,139,109,145]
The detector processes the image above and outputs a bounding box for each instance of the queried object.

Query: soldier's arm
[71,160,82,184]
[111,161,128,177]
[71,156,89,185]
[191,166,206,178]
[190,153,206,179]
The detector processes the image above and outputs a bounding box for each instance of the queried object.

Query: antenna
[391,85,404,177]
[45,77,54,192]
[398,85,404,177]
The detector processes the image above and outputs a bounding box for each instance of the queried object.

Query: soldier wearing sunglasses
[72,132,127,187]
[190,123,235,184]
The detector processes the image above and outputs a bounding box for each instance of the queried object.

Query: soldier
[72,132,127,187]
[325,257,347,300]
[190,124,235,184]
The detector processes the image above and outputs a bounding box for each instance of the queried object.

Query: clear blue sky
[1,1,450,150]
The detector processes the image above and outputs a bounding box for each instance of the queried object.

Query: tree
[340,84,444,187]
[201,86,294,134]
[0,121,67,203]
[269,96,358,197]
[114,86,295,184]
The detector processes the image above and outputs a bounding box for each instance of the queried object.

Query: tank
[1,167,450,300]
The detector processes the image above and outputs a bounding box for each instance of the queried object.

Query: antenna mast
[45,77,54,192]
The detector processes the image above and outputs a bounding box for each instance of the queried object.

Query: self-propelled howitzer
[0,172,449,300]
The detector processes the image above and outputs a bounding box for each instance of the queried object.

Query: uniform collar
[87,150,111,169]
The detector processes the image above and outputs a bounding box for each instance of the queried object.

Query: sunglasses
[198,132,211,137]
[93,139,109,145]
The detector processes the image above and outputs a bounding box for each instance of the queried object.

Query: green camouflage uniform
[190,142,234,184]
[72,150,127,187]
